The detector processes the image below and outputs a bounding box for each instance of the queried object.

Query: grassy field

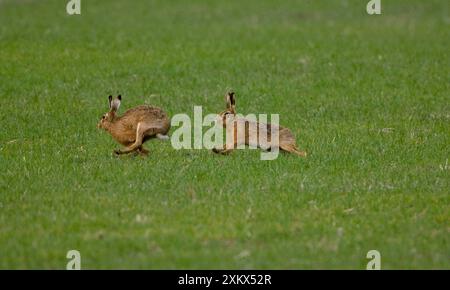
[0,0,448,269]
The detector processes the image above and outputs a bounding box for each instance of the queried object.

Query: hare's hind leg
[115,122,154,155]
[156,133,170,140]
[279,142,307,157]
[137,146,149,156]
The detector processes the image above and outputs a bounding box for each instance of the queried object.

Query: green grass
[0,0,449,269]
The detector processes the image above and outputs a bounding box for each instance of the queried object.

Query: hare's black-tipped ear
[108,95,113,108]
[229,92,235,106]
[110,96,121,112]
[117,95,122,101]
[226,92,236,113]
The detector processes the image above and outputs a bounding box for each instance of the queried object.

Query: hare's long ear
[226,92,236,113]
[108,95,113,108]
[110,95,121,112]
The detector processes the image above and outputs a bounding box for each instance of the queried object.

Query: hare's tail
[280,144,307,157]
[156,133,170,141]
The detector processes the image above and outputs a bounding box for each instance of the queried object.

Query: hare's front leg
[213,145,229,154]
[212,141,237,155]
[213,126,241,154]
[115,122,152,155]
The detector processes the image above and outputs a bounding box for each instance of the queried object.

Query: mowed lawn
[0,0,448,269]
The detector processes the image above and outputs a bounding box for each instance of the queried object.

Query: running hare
[212,92,306,157]
[98,95,170,156]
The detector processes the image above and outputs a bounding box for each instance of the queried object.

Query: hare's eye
[102,115,106,119]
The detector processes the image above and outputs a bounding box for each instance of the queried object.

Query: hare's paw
[138,148,149,156]
[113,149,121,155]
[213,147,232,155]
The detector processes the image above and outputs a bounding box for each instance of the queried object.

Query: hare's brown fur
[98,95,170,156]
[213,92,306,157]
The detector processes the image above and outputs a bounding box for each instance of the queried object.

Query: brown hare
[98,95,170,156]
[212,92,306,157]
